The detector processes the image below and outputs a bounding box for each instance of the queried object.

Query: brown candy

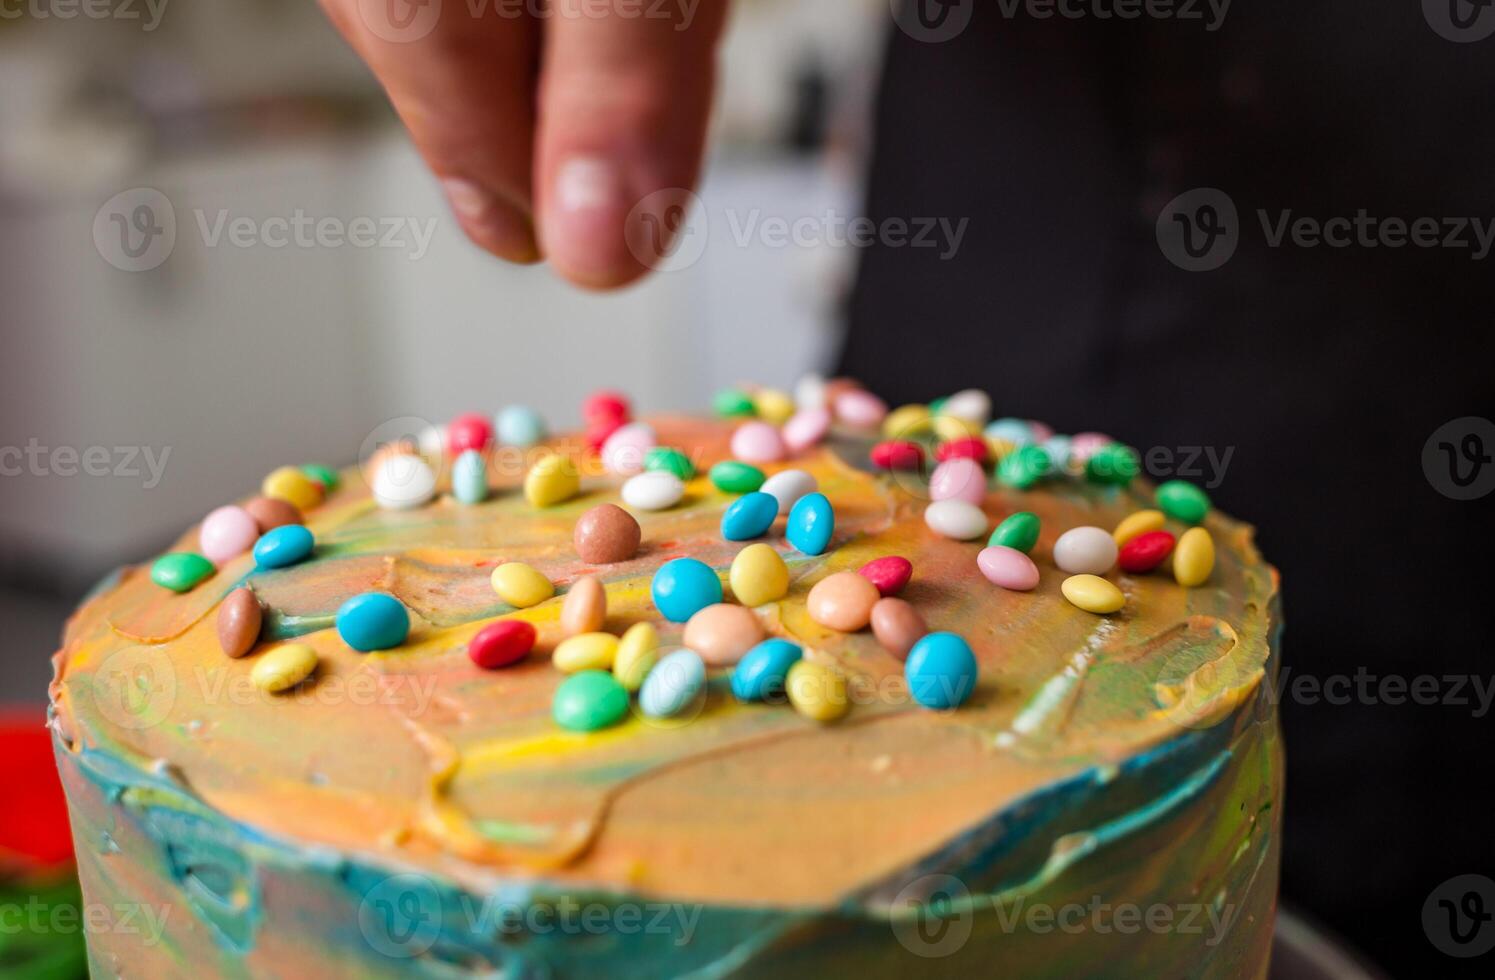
[217,588,264,658]
[561,576,607,636]
[573,504,641,564]
[682,603,765,667]
[244,496,302,533]
[806,571,880,632]
[870,597,927,661]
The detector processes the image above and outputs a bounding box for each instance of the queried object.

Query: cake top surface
[50,395,1277,908]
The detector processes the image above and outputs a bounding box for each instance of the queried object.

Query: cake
[49,385,1283,978]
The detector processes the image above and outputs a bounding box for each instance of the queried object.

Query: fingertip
[441,177,542,264]
[540,156,650,289]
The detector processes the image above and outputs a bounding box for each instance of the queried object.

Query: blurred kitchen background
[0,0,888,700]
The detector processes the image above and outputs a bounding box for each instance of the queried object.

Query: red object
[0,711,75,868]
[1120,530,1176,574]
[859,556,913,597]
[585,417,626,452]
[935,436,988,464]
[448,412,494,454]
[468,620,537,670]
[870,440,925,472]
[582,391,631,429]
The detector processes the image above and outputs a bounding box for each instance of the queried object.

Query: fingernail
[555,157,627,215]
[441,178,539,263]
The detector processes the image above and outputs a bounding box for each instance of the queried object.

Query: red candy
[448,412,493,454]
[583,390,631,429]
[859,556,913,597]
[935,436,988,464]
[870,440,925,472]
[1119,530,1176,574]
[468,620,537,669]
[585,417,626,452]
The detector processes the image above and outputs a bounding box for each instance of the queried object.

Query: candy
[452,449,489,504]
[447,412,493,454]
[935,436,988,465]
[904,633,978,709]
[786,492,835,555]
[490,562,554,608]
[651,558,723,623]
[1156,480,1211,524]
[941,389,991,425]
[561,575,607,635]
[782,408,831,454]
[417,424,447,460]
[714,389,756,418]
[1043,435,1074,471]
[336,592,410,651]
[729,543,790,607]
[928,457,987,505]
[870,597,927,659]
[989,511,1040,554]
[644,446,696,481]
[613,622,659,691]
[1069,432,1114,464]
[301,464,340,492]
[582,390,630,429]
[553,671,629,732]
[1085,444,1140,486]
[977,546,1040,591]
[1119,530,1176,574]
[752,389,796,426]
[199,505,260,564]
[468,620,536,669]
[858,556,912,597]
[253,524,315,569]
[760,469,818,514]
[1113,509,1166,546]
[870,440,925,472]
[639,650,707,719]
[997,445,1051,489]
[924,500,988,541]
[786,659,849,722]
[882,403,931,440]
[244,496,302,532]
[251,644,318,694]
[1028,421,1055,442]
[731,639,803,701]
[496,405,546,447]
[586,417,625,452]
[683,603,765,666]
[933,414,982,441]
[807,571,880,632]
[721,491,779,541]
[620,470,685,512]
[217,588,263,658]
[1061,575,1125,614]
[371,453,437,510]
[985,418,1034,445]
[262,466,323,511]
[573,504,641,564]
[524,453,580,507]
[1053,526,1118,575]
[709,461,766,494]
[730,422,786,464]
[1173,527,1215,587]
[601,422,657,476]
[834,389,888,429]
[554,632,619,673]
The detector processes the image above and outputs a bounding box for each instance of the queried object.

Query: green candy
[997,445,1051,490]
[301,463,340,491]
[151,553,215,593]
[552,670,630,732]
[644,446,696,481]
[989,511,1041,553]
[1085,444,1140,486]
[1156,480,1211,524]
[929,396,948,416]
[713,389,756,418]
[710,460,766,494]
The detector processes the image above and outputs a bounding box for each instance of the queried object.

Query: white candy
[621,471,685,511]
[1053,526,1119,575]
[794,373,828,411]
[372,454,436,510]
[601,422,657,476]
[924,500,988,541]
[417,424,447,460]
[942,389,992,426]
[761,469,818,515]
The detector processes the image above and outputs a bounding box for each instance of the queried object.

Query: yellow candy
[251,643,318,693]
[524,453,580,508]
[613,622,659,691]
[729,543,790,607]
[490,562,554,608]
[985,436,1018,461]
[1114,509,1166,546]
[753,389,795,426]
[553,632,619,673]
[1174,527,1215,587]
[1061,574,1125,614]
[786,659,849,722]
[262,466,323,511]
[933,414,982,441]
[882,404,931,440]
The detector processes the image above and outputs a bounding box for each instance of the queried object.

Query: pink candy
[1069,432,1115,464]
[978,546,1040,592]
[731,421,786,464]
[600,422,656,476]
[199,505,260,564]
[833,389,888,429]
[782,407,831,454]
[928,457,987,505]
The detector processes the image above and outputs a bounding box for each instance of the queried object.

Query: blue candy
[336,592,410,652]
[639,649,706,719]
[787,493,834,556]
[452,449,489,504]
[496,405,546,447]
[720,491,779,541]
[253,524,315,569]
[904,632,979,710]
[731,638,803,702]
[651,558,723,623]
[984,417,1035,445]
